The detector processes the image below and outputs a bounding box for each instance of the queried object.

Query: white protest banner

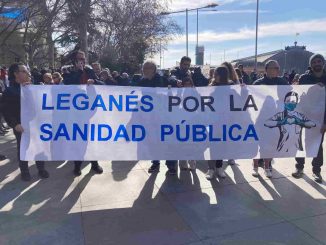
[21,85,325,161]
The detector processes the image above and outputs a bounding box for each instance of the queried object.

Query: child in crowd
[179,76,197,171]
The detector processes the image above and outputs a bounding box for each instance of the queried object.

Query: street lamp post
[23,42,31,67]
[160,3,218,57]
[284,51,287,74]
[186,8,188,56]
[196,8,199,63]
[254,0,259,71]
[196,9,199,48]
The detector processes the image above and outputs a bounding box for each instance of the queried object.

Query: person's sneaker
[292,168,304,178]
[217,168,226,178]
[264,168,272,178]
[188,160,196,171]
[228,159,236,165]
[148,164,160,173]
[74,167,82,176]
[312,172,323,183]
[166,168,177,176]
[91,164,103,174]
[38,169,49,179]
[252,168,259,177]
[179,161,188,170]
[205,169,215,180]
[21,171,31,181]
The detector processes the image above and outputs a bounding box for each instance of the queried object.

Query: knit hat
[309,54,325,66]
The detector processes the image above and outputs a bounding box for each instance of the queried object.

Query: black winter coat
[2,82,21,128]
[63,66,103,85]
[136,73,168,88]
[253,76,289,85]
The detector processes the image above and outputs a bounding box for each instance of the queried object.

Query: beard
[312,65,323,73]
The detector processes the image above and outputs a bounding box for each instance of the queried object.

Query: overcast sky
[152,0,326,68]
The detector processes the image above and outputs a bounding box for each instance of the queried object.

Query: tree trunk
[22,17,30,66]
[79,20,88,61]
[79,0,91,61]
[46,28,55,68]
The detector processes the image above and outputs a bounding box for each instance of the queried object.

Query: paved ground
[0,131,325,245]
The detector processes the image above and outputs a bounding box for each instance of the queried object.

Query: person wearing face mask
[292,54,326,183]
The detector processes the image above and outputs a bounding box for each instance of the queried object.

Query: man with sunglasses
[292,54,326,183]
[63,50,104,176]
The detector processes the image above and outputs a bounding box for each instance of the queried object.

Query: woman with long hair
[206,66,235,180]
[222,62,240,84]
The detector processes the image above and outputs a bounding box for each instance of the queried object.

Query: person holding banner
[136,60,178,175]
[178,76,197,171]
[222,62,241,166]
[252,60,289,178]
[63,50,104,176]
[292,54,326,183]
[205,66,234,180]
[2,63,49,181]
[222,62,241,85]
[0,83,8,161]
[169,56,208,87]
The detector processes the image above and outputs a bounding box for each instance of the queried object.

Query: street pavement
[0,131,325,245]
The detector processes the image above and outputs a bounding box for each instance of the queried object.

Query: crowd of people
[0,50,325,184]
